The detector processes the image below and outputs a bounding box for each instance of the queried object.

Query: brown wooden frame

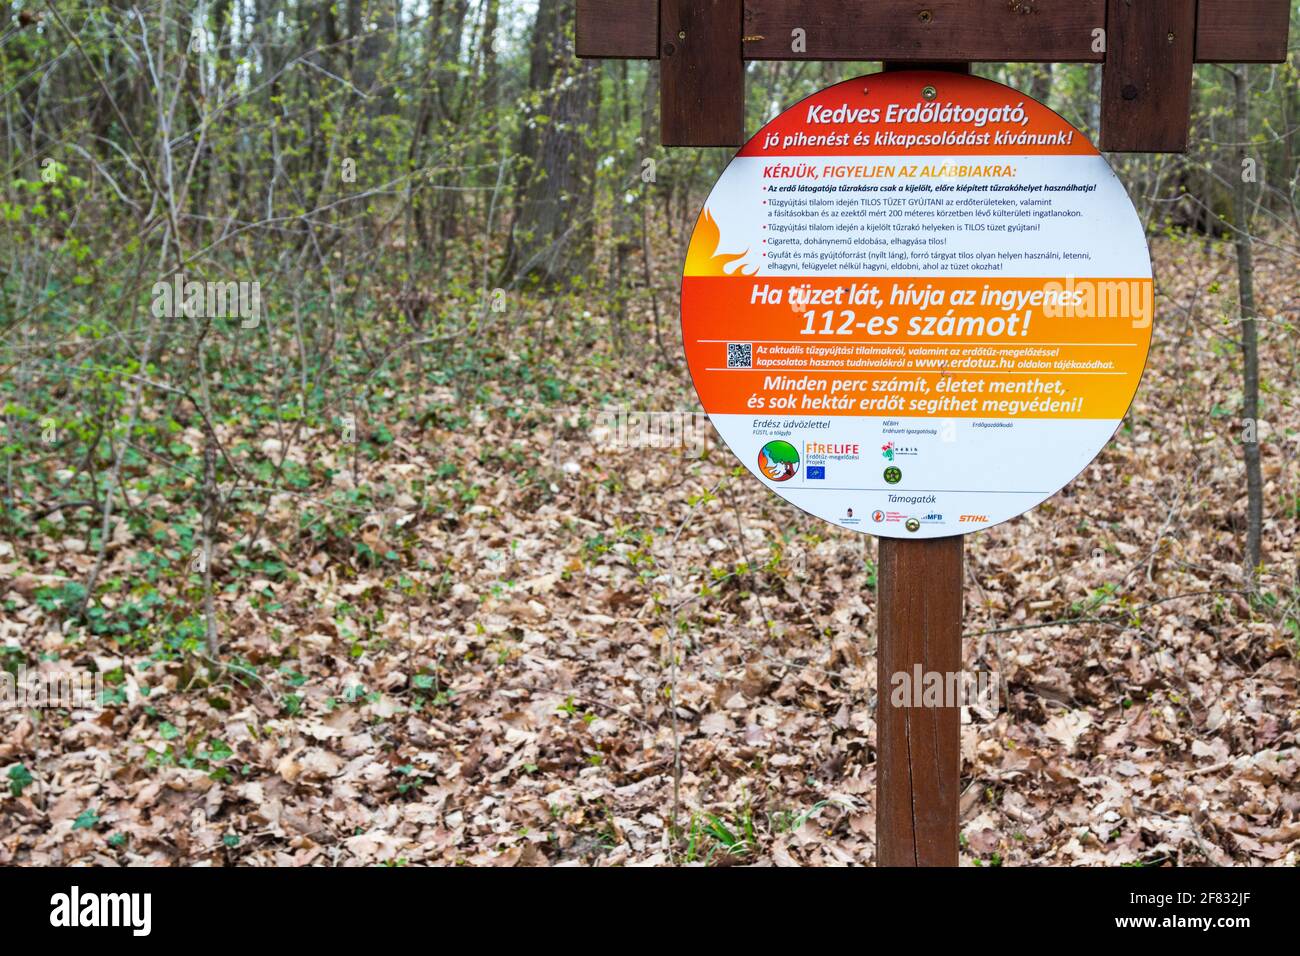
[577,0,1292,148]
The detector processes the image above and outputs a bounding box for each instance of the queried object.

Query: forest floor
[1,234,1297,866]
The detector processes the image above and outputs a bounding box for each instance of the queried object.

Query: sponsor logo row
[758,440,987,530]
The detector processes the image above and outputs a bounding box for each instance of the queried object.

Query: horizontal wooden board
[743,0,1106,62]
[1195,0,1291,63]
[578,0,1292,63]
[576,0,658,59]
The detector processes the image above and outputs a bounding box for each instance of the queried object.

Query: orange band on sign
[683,275,1152,419]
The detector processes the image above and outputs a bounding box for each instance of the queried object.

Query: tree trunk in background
[640,62,660,157]
[637,63,666,359]
[433,0,470,256]
[434,0,470,120]
[480,0,501,110]
[345,0,362,70]
[1285,68,1300,234]
[501,0,600,287]
[1232,66,1263,580]
[363,0,397,112]
[1031,63,1053,108]
[608,61,637,343]
[1087,66,1102,138]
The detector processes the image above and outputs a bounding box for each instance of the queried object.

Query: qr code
[727,343,752,369]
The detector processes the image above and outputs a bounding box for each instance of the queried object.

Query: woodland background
[0,1,1297,865]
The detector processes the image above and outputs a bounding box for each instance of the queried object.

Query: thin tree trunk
[1232,66,1263,579]
[501,0,601,287]
[202,421,219,656]
[1030,63,1053,107]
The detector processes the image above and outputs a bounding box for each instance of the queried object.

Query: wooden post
[876,536,964,866]
[659,0,744,146]
[874,61,968,868]
[1100,0,1195,152]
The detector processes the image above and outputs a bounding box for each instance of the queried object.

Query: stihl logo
[959,515,989,523]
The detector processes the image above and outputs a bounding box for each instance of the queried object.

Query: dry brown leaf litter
[1,236,1297,866]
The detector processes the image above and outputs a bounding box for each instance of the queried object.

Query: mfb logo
[959,514,989,523]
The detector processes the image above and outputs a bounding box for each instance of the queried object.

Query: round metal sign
[682,71,1152,537]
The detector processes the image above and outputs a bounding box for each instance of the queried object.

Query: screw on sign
[575,0,1293,868]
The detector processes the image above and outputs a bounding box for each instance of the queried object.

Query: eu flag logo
[807,466,826,480]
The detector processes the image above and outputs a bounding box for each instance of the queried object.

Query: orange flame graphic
[685,207,757,277]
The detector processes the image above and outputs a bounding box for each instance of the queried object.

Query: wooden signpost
[576,1,1292,867]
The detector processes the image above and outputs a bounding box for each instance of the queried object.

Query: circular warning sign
[682,71,1153,538]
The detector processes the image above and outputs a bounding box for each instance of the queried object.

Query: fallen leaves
[1,237,1297,868]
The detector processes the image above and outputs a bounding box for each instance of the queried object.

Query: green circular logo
[758,440,800,482]
[883,466,902,484]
